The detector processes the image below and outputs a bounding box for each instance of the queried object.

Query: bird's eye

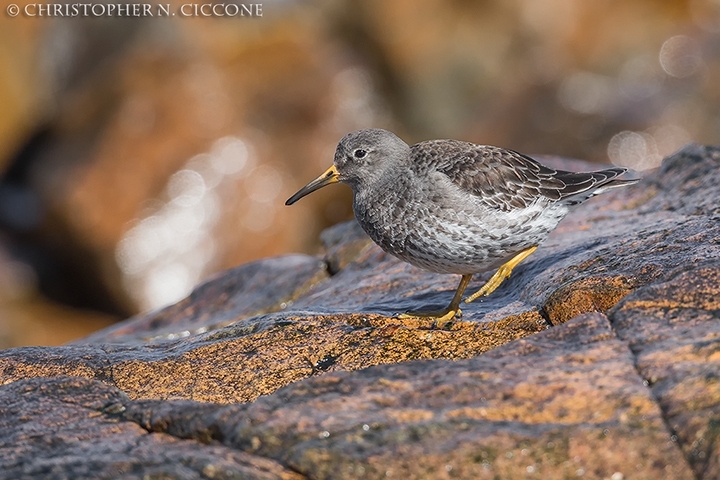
[354,149,367,159]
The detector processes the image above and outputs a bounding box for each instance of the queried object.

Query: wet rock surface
[0,145,719,478]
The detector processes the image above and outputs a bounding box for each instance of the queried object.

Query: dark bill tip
[285,165,340,205]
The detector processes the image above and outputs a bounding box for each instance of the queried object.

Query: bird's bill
[285,165,340,205]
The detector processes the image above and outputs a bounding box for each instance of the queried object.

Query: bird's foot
[398,274,471,329]
[398,307,461,329]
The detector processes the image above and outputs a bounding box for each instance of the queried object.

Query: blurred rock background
[0,0,718,347]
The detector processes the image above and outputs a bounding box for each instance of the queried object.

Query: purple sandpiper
[286,129,637,327]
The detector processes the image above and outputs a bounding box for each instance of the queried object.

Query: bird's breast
[352,185,412,255]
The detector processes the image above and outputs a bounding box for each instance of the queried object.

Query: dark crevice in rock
[320,220,373,276]
[537,306,553,327]
[280,464,311,480]
[322,256,341,277]
[96,343,118,387]
[118,400,311,478]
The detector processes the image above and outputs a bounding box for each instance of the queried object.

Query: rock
[0,376,303,479]
[0,144,719,478]
[611,265,720,478]
[79,254,330,344]
[0,314,696,479]
[123,313,693,479]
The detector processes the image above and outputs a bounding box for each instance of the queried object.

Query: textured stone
[543,275,635,326]
[0,145,719,478]
[80,254,330,344]
[0,315,694,479]
[121,313,691,479]
[0,376,302,479]
[611,265,720,479]
[0,311,546,404]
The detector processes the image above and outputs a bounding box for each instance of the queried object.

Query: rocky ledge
[1,145,719,479]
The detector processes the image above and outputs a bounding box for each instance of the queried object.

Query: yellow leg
[464,246,538,304]
[399,274,473,328]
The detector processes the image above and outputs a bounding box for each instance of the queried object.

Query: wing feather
[410,140,633,211]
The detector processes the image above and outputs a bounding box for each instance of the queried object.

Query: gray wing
[412,140,633,211]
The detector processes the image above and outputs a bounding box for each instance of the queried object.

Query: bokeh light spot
[659,35,703,78]
[211,136,252,176]
[608,131,661,171]
[168,169,206,207]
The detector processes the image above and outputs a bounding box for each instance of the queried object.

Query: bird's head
[285,129,409,205]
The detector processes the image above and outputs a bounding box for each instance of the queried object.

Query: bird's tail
[556,168,639,206]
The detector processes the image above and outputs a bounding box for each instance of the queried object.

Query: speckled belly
[357,200,562,275]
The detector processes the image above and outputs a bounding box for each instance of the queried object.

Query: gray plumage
[312,128,636,275]
[286,129,638,317]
